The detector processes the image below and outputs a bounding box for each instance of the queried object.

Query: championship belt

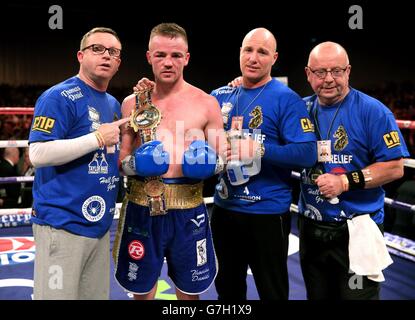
[130,89,167,216]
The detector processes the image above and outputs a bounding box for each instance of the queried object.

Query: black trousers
[211,205,291,300]
[298,214,381,300]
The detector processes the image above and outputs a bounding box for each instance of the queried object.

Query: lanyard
[235,81,268,117]
[313,99,343,140]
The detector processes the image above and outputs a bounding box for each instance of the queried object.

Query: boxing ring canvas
[1,213,414,300]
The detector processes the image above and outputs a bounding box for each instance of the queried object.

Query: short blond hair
[149,23,188,47]
[80,27,121,50]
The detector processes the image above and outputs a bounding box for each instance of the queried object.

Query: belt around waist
[300,214,347,230]
[131,176,201,184]
[127,179,204,209]
[300,211,379,229]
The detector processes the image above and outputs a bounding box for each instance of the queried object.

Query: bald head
[306,41,351,105]
[242,28,277,53]
[4,147,19,165]
[308,41,349,67]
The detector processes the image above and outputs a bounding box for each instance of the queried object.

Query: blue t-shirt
[299,88,410,223]
[29,76,121,238]
[211,78,316,214]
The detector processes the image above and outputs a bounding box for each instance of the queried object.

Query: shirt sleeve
[278,97,316,144]
[29,90,75,143]
[366,103,410,162]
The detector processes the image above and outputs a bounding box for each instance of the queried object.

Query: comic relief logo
[0,237,35,266]
[128,240,145,260]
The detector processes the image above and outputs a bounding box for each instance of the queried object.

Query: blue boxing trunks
[113,178,217,295]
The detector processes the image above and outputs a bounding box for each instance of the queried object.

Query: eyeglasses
[307,65,349,79]
[82,44,121,58]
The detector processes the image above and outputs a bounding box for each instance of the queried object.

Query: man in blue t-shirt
[211,28,317,300]
[29,27,128,299]
[298,41,409,300]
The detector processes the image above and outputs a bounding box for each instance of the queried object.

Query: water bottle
[243,156,261,177]
[226,160,250,185]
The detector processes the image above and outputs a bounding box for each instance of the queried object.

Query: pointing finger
[113,117,130,127]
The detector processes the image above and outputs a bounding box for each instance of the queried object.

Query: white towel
[347,214,393,282]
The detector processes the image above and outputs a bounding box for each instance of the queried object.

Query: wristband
[345,170,365,190]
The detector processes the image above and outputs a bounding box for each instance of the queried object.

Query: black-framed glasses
[82,44,121,58]
[307,65,349,79]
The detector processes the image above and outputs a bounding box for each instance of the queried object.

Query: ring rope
[2,199,413,262]
[396,120,415,130]
[0,140,29,148]
[0,176,34,184]
[0,198,214,217]
[0,107,34,115]
[1,106,415,129]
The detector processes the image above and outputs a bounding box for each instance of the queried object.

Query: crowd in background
[364,80,415,156]
[2,81,415,154]
[1,81,414,239]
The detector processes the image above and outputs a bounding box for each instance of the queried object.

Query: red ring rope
[1,107,415,130]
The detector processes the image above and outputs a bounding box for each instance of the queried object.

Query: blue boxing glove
[182,140,220,179]
[133,140,169,176]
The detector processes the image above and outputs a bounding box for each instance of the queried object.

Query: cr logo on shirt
[301,118,314,133]
[32,116,55,134]
[383,131,401,148]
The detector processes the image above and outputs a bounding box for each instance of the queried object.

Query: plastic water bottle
[243,156,261,177]
[226,160,250,185]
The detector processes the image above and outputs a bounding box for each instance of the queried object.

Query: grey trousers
[33,224,110,300]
